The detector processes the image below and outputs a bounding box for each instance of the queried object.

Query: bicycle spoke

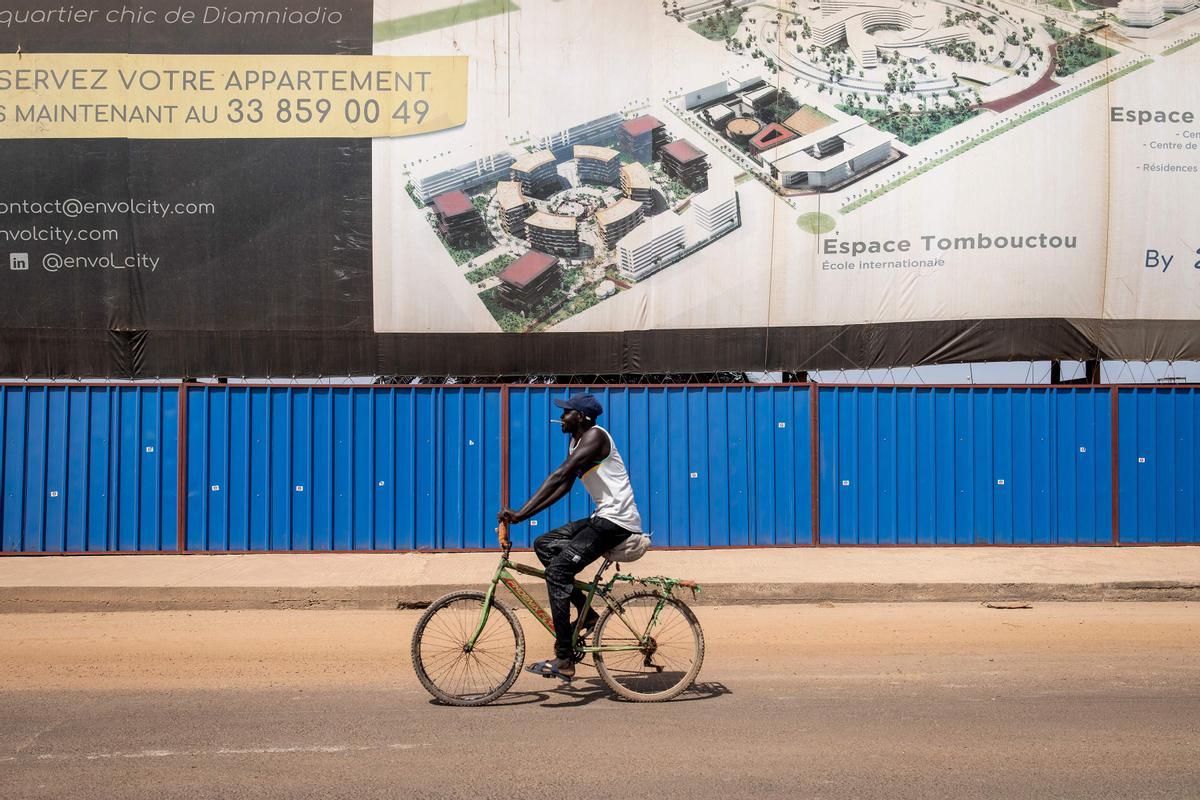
[421,630,464,648]
[594,593,702,701]
[653,614,686,637]
[423,648,467,677]
[461,656,483,697]
[412,593,523,706]
[449,656,472,697]
[427,645,471,680]
[470,648,512,673]
[435,652,470,691]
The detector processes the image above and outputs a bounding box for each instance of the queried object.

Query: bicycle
[410,521,705,706]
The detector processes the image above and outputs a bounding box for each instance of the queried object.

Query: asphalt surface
[2,603,1198,799]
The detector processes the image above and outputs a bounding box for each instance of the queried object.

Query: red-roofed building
[432,190,473,217]
[618,114,668,164]
[662,140,705,163]
[621,115,663,137]
[660,139,710,192]
[431,189,488,247]
[498,250,561,313]
[748,123,798,156]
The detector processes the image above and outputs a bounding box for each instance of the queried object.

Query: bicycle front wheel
[410,590,525,707]
[593,591,704,702]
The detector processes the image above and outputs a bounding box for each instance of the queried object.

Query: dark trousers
[534,516,631,660]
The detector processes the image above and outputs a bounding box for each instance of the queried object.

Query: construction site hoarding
[1,0,1198,377]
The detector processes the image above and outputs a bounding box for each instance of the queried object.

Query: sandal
[525,659,575,681]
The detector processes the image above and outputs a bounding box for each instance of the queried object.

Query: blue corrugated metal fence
[2,383,1198,552]
[1,385,178,552]
[507,386,812,548]
[819,387,1112,544]
[1118,388,1200,543]
[185,386,501,550]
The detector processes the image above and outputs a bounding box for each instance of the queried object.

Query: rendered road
[1,603,1198,799]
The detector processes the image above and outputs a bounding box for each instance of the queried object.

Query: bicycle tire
[592,590,704,702]
[411,590,525,707]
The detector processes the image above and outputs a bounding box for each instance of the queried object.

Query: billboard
[2,0,1199,376]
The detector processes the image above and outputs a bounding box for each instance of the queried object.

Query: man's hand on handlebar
[496,508,522,524]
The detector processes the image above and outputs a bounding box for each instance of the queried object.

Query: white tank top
[569,426,643,533]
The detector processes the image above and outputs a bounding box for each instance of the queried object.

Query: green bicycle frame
[466,554,661,655]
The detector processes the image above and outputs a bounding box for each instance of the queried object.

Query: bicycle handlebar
[497,520,512,552]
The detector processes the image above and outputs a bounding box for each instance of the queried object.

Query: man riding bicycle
[497,392,644,681]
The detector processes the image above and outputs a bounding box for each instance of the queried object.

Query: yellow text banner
[0,53,468,139]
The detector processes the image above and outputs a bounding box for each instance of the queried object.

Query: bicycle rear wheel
[411,590,525,707]
[593,591,704,702]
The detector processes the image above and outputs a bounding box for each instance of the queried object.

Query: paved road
[2,603,1198,799]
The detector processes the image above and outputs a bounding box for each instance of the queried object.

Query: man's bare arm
[514,480,572,521]
[506,428,607,522]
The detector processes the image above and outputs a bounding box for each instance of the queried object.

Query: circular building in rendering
[726,117,762,146]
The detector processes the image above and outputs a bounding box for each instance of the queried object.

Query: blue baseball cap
[553,392,603,420]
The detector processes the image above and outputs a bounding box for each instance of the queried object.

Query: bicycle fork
[464,562,507,651]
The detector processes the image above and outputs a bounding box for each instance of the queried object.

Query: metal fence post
[810,383,820,546]
[500,384,510,536]
[1111,386,1120,546]
[177,383,188,552]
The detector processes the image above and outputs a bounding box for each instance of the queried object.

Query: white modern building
[684,70,766,110]
[805,0,971,69]
[616,212,687,282]
[742,85,778,111]
[413,150,516,204]
[534,113,624,152]
[678,0,754,22]
[689,176,740,240]
[1117,0,1165,26]
[704,103,736,129]
[762,114,896,190]
[1116,0,1196,35]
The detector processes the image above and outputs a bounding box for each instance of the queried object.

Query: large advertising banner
[2,0,1199,376]
[0,0,380,375]
[374,0,1199,335]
